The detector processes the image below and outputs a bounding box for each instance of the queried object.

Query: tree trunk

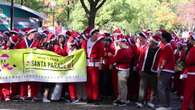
[80,0,106,28]
[88,10,96,28]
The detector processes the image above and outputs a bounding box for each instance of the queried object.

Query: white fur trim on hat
[9,37,16,45]
[82,34,87,40]
[141,32,147,39]
[89,28,99,36]
[192,34,195,40]
[27,29,37,35]
[112,33,121,37]
[58,32,65,36]
[150,37,160,44]
[89,28,95,36]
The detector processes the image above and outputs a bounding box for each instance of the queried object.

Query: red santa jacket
[137,44,160,73]
[158,43,175,73]
[174,48,186,63]
[53,44,67,56]
[102,42,116,70]
[81,38,104,67]
[111,47,133,70]
[16,38,40,49]
[184,46,195,74]
[1,44,8,50]
[130,43,139,69]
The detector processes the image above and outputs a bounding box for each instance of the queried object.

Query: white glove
[179,74,188,79]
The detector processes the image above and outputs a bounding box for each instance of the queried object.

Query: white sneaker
[5,98,10,102]
[71,99,80,104]
[180,96,184,100]
[136,102,144,108]
[43,98,51,103]
[167,107,172,110]
[147,102,155,108]
[155,107,168,110]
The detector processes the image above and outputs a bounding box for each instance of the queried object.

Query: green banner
[0,49,87,83]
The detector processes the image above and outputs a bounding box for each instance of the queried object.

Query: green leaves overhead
[69,0,190,32]
[4,0,193,32]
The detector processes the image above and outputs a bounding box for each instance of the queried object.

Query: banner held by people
[0,49,87,83]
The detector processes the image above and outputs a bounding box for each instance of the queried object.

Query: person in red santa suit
[111,39,133,106]
[181,33,195,110]
[16,29,41,101]
[81,29,104,104]
[126,35,139,102]
[173,41,186,97]
[66,35,81,103]
[109,28,124,100]
[100,33,113,97]
[0,34,21,101]
[156,31,175,110]
[135,34,161,108]
[16,29,41,49]
[51,34,67,102]
[129,32,149,102]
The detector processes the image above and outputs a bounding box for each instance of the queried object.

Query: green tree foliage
[5,0,45,11]
[68,0,190,32]
[4,0,192,32]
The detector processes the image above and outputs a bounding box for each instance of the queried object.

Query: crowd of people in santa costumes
[0,26,195,110]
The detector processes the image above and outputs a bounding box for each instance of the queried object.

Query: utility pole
[21,0,24,5]
[10,0,14,30]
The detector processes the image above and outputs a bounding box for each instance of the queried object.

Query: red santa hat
[43,30,50,35]
[27,28,37,35]
[22,28,31,33]
[9,35,19,45]
[72,31,81,42]
[58,32,65,37]
[138,32,148,39]
[67,36,77,46]
[66,31,72,37]
[112,28,122,37]
[84,26,93,35]
[89,28,99,36]
[47,33,56,42]
[150,35,161,44]
[10,29,19,35]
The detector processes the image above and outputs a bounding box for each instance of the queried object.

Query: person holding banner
[66,35,80,103]
[51,34,67,102]
[81,29,104,104]
[16,29,41,101]
[40,33,57,103]
[0,34,20,101]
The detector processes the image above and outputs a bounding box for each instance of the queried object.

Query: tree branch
[96,0,106,10]
[80,0,90,14]
[94,0,100,6]
[88,0,92,5]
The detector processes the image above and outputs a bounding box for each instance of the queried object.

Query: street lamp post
[50,1,56,32]
[10,0,14,30]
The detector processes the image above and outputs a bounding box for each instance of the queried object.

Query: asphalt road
[0,96,181,110]
[0,101,151,110]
